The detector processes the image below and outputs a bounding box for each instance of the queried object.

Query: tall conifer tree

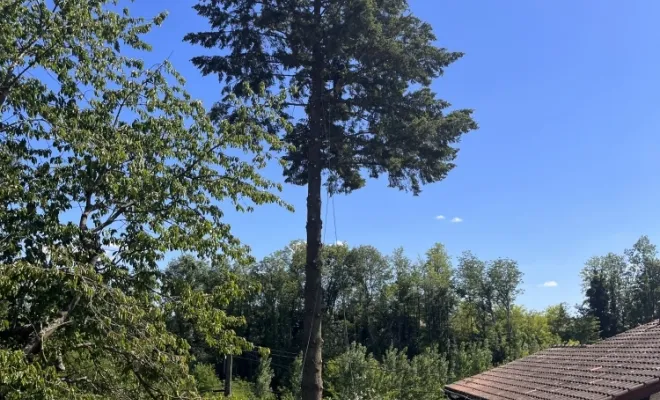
[187,1,477,397]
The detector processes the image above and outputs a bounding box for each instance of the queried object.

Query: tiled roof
[445,320,660,400]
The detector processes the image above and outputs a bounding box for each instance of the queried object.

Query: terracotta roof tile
[445,320,660,400]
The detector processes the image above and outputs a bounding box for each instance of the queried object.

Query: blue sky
[121,0,660,311]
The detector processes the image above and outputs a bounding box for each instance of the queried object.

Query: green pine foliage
[185,0,478,195]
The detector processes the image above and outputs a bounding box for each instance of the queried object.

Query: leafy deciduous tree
[489,258,523,344]
[626,236,660,324]
[0,0,287,397]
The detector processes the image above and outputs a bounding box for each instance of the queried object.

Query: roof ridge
[549,343,590,348]
[601,319,660,339]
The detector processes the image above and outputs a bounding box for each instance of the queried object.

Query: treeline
[167,237,660,398]
[581,236,660,338]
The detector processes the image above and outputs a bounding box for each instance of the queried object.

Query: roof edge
[445,386,485,400]
[616,378,660,400]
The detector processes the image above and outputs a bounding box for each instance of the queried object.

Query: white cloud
[335,240,346,246]
[451,217,463,223]
[104,243,120,251]
[540,281,558,288]
[103,243,121,259]
[435,215,446,220]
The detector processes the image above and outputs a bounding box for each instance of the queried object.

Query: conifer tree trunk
[301,1,324,398]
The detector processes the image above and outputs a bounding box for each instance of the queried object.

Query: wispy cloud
[435,215,446,220]
[540,281,558,288]
[451,217,463,223]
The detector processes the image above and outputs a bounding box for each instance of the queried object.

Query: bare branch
[23,297,80,357]
[92,201,135,234]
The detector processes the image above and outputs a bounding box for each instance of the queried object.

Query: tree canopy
[0,0,287,398]
[164,240,607,399]
[186,0,477,194]
[580,235,660,339]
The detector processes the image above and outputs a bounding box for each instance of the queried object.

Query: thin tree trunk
[224,355,232,397]
[506,305,512,343]
[301,0,324,397]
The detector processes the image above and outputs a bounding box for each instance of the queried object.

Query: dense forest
[1,0,658,399]
[162,234,660,399]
